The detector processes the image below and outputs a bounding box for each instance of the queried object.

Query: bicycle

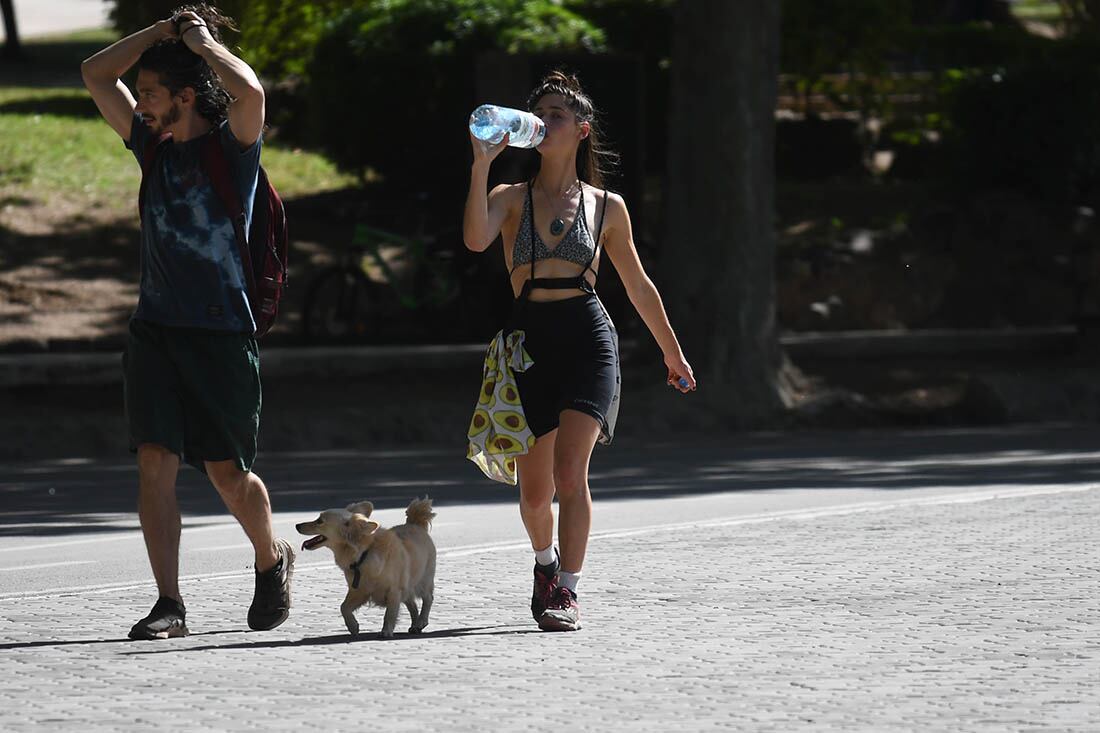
[301,203,500,344]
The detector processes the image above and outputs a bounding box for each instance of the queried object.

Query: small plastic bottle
[469,104,546,149]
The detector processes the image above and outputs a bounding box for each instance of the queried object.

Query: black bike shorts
[512,294,620,443]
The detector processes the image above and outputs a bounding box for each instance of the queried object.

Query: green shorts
[123,318,261,473]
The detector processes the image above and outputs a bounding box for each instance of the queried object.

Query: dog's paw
[380,628,395,639]
[408,624,426,634]
[344,618,360,636]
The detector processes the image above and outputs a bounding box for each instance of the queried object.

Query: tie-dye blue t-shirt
[126,113,261,332]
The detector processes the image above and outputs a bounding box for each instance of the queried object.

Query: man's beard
[146,103,181,132]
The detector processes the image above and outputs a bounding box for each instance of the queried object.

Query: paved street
[1,427,1098,731]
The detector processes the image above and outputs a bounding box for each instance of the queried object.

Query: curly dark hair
[137,4,238,125]
[526,69,619,188]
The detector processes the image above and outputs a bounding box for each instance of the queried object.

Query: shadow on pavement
[4,425,1100,537]
[120,625,532,654]
[0,629,239,652]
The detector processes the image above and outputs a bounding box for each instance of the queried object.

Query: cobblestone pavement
[1,484,1097,731]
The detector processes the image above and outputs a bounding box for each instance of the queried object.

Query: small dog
[296,497,436,638]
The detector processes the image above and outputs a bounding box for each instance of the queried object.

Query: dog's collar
[349,548,370,589]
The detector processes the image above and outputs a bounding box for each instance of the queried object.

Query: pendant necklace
[550,211,568,237]
[541,180,580,237]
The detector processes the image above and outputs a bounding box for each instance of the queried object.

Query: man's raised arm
[80,21,175,141]
[176,12,264,148]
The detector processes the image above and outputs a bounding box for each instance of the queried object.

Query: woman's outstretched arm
[602,194,696,392]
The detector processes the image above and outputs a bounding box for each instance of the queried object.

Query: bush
[109,0,247,39]
[947,43,1100,204]
[110,0,622,79]
[109,0,352,78]
[305,0,604,188]
[236,0,351,78]
[904,22,1053,70]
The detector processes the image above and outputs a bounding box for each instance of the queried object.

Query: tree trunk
[663,0,790,426]
[1,0,21,60]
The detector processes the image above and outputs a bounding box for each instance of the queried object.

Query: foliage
[235,0,349,78]
[946,44,1100,204]
[1056,0,1100,33]
[781,0,918,124]
[304,0,604,186]
[107,0,675,76]
[111,0,609,79]
[777,1,1080,185]
[109,0,247,40]
[905,21,1053,69]
[318,0,604,57]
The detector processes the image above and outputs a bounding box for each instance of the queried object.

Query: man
[81,5,293,640]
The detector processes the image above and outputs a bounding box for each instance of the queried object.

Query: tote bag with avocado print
[467,329,536,485]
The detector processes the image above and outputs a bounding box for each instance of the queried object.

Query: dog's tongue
[302,536,325,551]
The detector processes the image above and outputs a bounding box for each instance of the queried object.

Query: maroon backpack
[139,129,288,337]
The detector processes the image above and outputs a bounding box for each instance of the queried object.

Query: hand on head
[171,11,214,50]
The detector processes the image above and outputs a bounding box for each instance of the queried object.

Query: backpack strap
[200,130,257,298]
[137,131,174,221]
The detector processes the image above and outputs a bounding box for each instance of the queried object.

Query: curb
[0,343,489,387]
[0,327,1078,387]
[781,326,1076,359]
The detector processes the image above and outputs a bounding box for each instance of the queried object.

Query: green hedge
[947,47,1100,204]
[109,0,247,39]
[304,1,604,187]
[111,0,608,78]
[236,0,349,78]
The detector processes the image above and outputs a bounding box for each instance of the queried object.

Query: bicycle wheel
[301,266,384,343]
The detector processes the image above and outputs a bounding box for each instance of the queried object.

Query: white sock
[534,545,557,567]
[558,570,580,594]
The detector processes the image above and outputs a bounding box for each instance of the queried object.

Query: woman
[463,71,695,631]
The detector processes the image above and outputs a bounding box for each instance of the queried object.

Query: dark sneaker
[531,550,559,621]
[248,538,295,631]
[128,596,188,640]
[538,586,581,632]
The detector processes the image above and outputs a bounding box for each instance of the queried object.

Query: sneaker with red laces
[531,551,559,621]
[538,586,581,631]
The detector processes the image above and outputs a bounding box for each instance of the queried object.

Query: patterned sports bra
[511,185,597,272]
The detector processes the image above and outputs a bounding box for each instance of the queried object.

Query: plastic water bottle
[469,104,546,149]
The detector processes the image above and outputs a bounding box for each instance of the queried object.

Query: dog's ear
[344,515,380,545]
[345,500,374,518]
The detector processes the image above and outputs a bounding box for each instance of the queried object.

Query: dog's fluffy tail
[405,496,435,530]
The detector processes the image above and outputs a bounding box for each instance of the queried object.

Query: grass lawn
[0,30,364,349]
[0,29,359,217]
[0,86,358,215]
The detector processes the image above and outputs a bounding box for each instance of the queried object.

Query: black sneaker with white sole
[128,596,188,640]
[248,538,295,631]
